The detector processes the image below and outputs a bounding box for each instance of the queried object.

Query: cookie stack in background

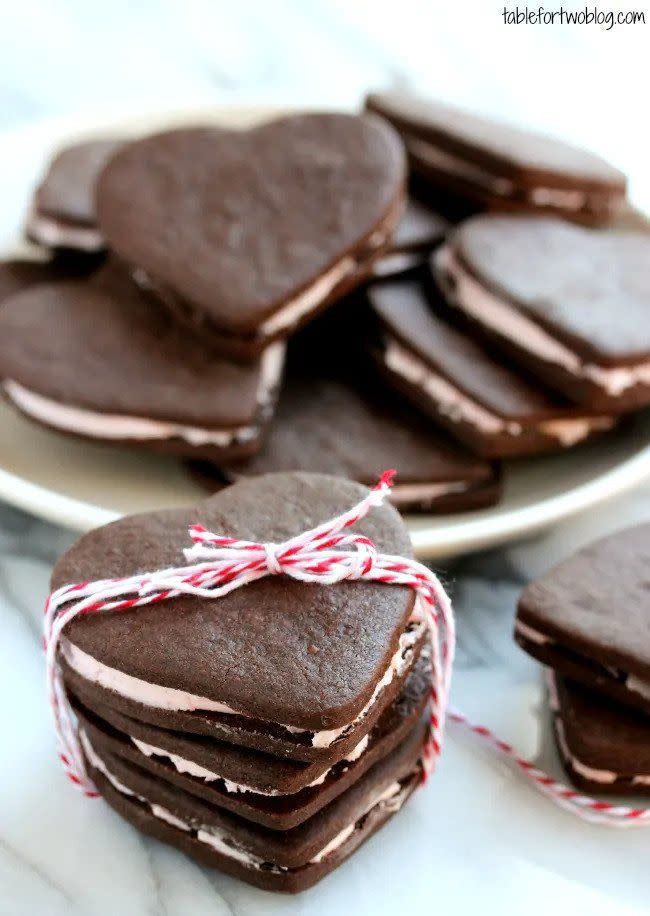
[54,473,432,892]
[514,524,650,797]
[0,90,649,515]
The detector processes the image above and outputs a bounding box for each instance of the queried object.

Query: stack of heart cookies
[54,472,432,892]
[0,91,648,509]
[514,524,650,797]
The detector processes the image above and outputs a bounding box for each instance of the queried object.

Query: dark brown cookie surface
[96,117,405,344]
[0,264,284,458]
[220,369,499,512]
[368,277,615,458]
[55,473,416,731]
[516,524,650,713]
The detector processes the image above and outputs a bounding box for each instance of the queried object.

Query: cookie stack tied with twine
[45,473,650,896]
[46,472,451,892]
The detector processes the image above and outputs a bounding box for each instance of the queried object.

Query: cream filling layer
[515,620,554,646]
[390,481,469,506]
[61,613,425,749]
[437,246,650,397]
[130,733,370,796]
[4,342,284,447]
[372,251,425,278]
[83,728,409,871]
[258,205,400,337]
[26,210,105,251]
[259,256,356,336]
[385,337,611,443]
[406,137,619,212]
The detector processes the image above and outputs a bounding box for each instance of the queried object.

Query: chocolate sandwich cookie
[26,139,122,253]
[549,672,650,796]
[55,474,426,762]
[95,116,406,361]
[0,265,284,461]
[367,277,616,458]
[69,650,431,831]
[435,215,650,411]
[219,372,500,512]
[365,91,626,225]
[516,524,650,716]
[81,707,426,893]
[371,196,448,279]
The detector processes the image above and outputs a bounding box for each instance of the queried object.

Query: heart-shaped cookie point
[435,215,650,410]
[54,472,420,760]
[95,114,406,359]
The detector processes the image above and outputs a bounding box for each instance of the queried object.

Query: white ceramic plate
[1,105,650,557]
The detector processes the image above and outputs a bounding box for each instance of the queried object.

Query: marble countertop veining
[2,3,650,913]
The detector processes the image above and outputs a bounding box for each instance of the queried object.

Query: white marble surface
[1,3,650,914]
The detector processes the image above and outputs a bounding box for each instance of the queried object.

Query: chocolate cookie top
[369,277,579,420]
[0,263,282,427]
[54,473,415,729]
[453,215,650,364]
[34,139,122,225]
[95,116,405,334]
[518,524,650,680]
[366,91,626,190]
[223,371,493,486]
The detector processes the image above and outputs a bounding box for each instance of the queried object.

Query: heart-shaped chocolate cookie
[436,215,650,410]
[56,473,419,762]
[95,115,406,359]
[0,264,285,461]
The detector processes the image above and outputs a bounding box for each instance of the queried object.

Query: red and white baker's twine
[44,471,650,825]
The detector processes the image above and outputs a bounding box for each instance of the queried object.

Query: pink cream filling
[436,246,650,397]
